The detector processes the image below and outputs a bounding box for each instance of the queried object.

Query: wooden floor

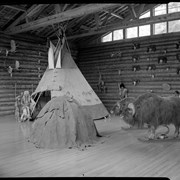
[0,115,180,178]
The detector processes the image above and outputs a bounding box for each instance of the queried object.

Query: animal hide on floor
[29,95,102,149]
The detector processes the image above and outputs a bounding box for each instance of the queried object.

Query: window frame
[100,3,180,43]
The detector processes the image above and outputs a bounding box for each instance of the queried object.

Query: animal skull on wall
[158,56,167,64]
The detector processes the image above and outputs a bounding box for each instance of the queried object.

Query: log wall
[0,33,48,116]
[78,32,180,112]
[0,33,78,117]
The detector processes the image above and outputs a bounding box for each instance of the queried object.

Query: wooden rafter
[73,14,94,34]
[128,5,138,19]
[62,4,69,12]
[104,9,124,20]
[101,11,112,26]
[67,15,85,29]
[80,25,91,31]
[94,13,101,28]
[137,4,146,18]
[30,4,50,21]
[26,4,45,17]
[67,9,180,40]
[5,4,119,34]
[3,5,26,12]
[54,4,63,13]
[5,4,39,30]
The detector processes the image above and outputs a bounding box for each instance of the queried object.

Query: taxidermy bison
[121,93,180,139]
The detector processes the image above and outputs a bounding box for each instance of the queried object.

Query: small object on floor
[157,134,168,139]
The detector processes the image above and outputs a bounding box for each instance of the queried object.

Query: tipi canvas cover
[32,41,109,120]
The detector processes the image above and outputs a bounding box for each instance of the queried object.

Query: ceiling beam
[54,4,63,13]
[5,4,39,30]
[128,5,138,19]
[26,4,45,17]
[30,4,50,21]
[62,4,69,12]
[67,11,180,40]
[137,4,146,18]
[80,25,91,31]
[104,9,124,20]
[3,5,26,12]
[5,4,119,35]
[101,10,112,26]
[94,13,101,28]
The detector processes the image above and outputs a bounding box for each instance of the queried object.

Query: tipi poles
[64,33,71,54]
[30,91,43,116]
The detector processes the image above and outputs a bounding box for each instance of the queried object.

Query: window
[126,27,138,39]
[154,4,167,16]
[101,3,180,43]
[168,2,180,13]
[139,24,150,37]
[113,29,123,41]
[154,22,167,35]
[169,20,180,32]
[101,32,112,42]
[139,11,150,19]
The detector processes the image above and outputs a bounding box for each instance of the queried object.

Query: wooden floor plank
[0,115,180,179]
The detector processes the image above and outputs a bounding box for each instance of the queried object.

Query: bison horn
[128,103,135,116]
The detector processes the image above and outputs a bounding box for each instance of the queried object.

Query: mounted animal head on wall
[162,83,171,91]
[97,71,107,93]
[151,74,155,79]
[15,60,21,71]
[132,55,139,62]
[132,65,140,72]
[146,89,153,93]
[176,53,180,62]
[146,64,156,71]
[132,79,140,86]
[132,43,140,50]
[38,73,42,78]
[8,66,13,77]
[10,40,18,53]
[0,40,18,57]
[176,67,180,75]
[158,56,167,64]
[110,51,122,58]
[97,82,107,93]
[163,49,167,54]
[176,41,180,49]
[147,45,156,52]
[118,69,121,75]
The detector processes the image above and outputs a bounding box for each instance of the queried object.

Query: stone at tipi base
[29,95,103,150]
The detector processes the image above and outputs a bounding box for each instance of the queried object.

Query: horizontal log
[0,111,15,117]
[0,106,15,111]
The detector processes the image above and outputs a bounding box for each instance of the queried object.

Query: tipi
[31,37,109,120]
